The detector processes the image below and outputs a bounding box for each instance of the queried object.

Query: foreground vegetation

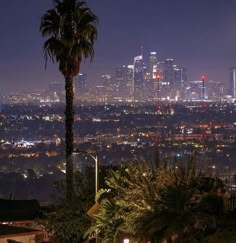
[86,158,235,243]
[44,157,236,242]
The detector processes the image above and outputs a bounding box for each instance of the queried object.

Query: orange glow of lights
[156,74,160,79]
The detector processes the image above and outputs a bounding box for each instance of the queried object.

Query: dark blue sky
[1,0,236,94]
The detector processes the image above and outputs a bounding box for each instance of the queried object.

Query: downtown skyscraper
[229,67,236,97]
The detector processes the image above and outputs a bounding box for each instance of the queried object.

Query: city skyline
[1,0,236,94]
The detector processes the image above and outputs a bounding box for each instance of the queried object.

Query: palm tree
[40,0,97,203]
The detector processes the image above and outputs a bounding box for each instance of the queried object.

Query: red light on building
[35,153,40,158]
[156,74,160,79]
[200,134,206,139]
[201,75,205,80]
[157,105,161,110]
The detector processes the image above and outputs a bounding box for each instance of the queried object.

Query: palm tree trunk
[65,76,74,203]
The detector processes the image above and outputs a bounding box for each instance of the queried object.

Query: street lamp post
[88,153,99,197]
[74,149,99,200]
[82,152,99,243]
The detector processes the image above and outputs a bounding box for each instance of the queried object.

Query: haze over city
[1,0,236,95]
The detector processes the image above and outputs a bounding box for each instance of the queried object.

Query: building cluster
[86,52,188,102]
[2,50,236,105]
[74,51,232,103]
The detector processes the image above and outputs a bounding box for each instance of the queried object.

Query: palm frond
[43,37,65,68]
[40,9,61,37]
[40,0,98,76]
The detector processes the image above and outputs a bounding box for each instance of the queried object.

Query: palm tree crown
[40,0,97,203]
[40,0,97,77]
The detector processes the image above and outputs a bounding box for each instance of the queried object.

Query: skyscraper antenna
[141,46,143,59]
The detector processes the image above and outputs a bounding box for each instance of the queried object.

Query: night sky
[1,0,236,95]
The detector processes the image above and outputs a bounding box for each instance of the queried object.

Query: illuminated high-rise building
[95,74,113,102]
[146,52,158,100]
[229,67,236,97]
[149,52,157,76]
[173,66,187,100]
[143,71,154,100]
[114,66,129,98]
[163,59,174,85]
[48,82,64,101]
[101,74,113,101]
[133,55,144,100]
[187,80,203,100]
[154,58,187,100]
[48,82,64,94]
[160,58,174,99]
[207,80,224,99]
[127,65,134,98]
[75,73,87,94]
